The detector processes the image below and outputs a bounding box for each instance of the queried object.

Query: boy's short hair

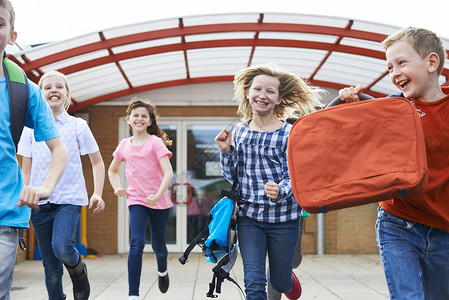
[0,0,15,33]
[382,27,446,75]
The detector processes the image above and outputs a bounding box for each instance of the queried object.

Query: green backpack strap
[3,55,29,152]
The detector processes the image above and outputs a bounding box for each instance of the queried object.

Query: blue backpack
[178,183,245,298]
[203,197,237,263]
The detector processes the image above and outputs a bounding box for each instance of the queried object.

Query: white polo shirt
[18,111,99,206]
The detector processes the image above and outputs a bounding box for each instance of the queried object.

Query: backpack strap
[206,250,245,298]
[3,55,29,252]
[18,228,27,250]
[220,178,244,205]
[3,55,29,152]
[326,93,375,107]
[178,227,209,265]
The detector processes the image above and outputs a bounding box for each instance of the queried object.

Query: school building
[9,12,449,261]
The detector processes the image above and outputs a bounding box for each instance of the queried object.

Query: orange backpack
[287,97,428,213]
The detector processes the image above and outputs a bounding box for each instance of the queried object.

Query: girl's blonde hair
[233,64,324,123]
[126,97,172,147]
[38,71,72,111]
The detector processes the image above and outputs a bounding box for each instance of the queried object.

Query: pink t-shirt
[113,135,173,209]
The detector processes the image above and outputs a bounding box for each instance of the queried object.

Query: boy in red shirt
[340,27,449,299]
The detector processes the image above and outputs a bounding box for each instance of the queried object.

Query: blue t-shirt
[0,77,59,228]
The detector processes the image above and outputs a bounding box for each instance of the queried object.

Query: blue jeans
[31,203,82,300]
[376,207,449,300]
[238,216,299,300]
[0,226,19,300]
[128,205,169,296]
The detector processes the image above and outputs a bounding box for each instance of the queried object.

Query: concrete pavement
[11,253,389,299]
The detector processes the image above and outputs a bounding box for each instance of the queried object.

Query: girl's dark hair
[126,97,172,146]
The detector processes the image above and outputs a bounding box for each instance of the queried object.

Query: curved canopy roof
[8,12,449,112]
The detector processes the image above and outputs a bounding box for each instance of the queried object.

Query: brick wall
[300,204,379,254]
[82,106,123,254]
[335,204,378,254]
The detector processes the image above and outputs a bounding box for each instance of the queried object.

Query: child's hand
[114,188,127,197]
[215,129,232,153]
[264,182,279,200]
[338,84,363,103]
[89,194,105,213]
[17,186,50,210]
[146,194,161,206]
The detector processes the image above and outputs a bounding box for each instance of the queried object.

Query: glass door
[160,118,236,252]
[183,122,235,245]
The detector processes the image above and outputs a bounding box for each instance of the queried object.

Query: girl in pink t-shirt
[108,97,173,299]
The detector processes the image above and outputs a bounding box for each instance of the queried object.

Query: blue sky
[12,0,449,45]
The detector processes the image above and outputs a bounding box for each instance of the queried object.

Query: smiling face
[40,75,70,115]
[246,74,281,117]
[127,106,152,134]
[386,40,434,101]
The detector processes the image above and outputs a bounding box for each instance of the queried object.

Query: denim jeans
[128,205,169,296]
[31,203,82,300]
[267,217,304,300]
[237,216,299,300]
[376,207,449,300]
[0,226,19,300]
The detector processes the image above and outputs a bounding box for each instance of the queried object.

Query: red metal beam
[247,13,264,67]
[20,54,45,78]
[309,79,387,98]
[99,31,133,89]
[309,20,354,80]
[67,76,388,112]
[15,17,447,110]
[68,75,234,112]
[49,39,386,77]
[17,23,388,71]
[178,18,191,79]
[365,70,389,90]
[19,54,80,105]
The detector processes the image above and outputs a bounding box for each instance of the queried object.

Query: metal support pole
[317,213,324,255]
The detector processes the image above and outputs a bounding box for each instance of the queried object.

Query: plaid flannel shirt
[220,121,302,223]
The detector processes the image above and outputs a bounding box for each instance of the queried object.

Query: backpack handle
[326,93,375,108]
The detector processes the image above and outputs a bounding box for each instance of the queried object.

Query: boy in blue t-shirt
[0,1,68,298]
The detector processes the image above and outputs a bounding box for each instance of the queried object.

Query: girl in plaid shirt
[215,64,323,300]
